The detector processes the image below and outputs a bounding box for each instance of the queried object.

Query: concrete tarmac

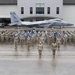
[0,43,75,75]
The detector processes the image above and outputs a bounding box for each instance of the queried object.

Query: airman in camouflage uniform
[63,33,68,46]
[38,42,43,58]
[14,32,19,51]
[0,32,5,43]
[19,33,24,47]
[51,42,57,57]
[56,37,61,50]
[27,36,30,50]
[5,32,9,43]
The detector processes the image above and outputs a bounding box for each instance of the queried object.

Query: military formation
[0,29,75,57]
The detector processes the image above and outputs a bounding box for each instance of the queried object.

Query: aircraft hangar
[0,0,75,25]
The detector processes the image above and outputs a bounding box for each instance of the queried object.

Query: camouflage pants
[38,50,42,56]
[52,49,56,55]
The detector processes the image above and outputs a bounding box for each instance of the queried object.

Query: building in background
[17,0,63,21]
[63,0,75,25]
[0,0,17,24]
[0,0,75,25]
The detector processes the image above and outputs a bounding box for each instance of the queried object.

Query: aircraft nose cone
[67,23,74,26]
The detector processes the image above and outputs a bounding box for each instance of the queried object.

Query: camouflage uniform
[27,36,30,50]
[5,33,9,43]
[14,33,19,50]
[1,33,4,43]
[63,34,68,46]
[51,42,57,56]
[19,34,24,47]
[38,42,43,58]
[39,37,44,44]
[56,37,61,50]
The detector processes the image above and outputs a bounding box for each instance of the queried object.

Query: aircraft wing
[21,20,49,25]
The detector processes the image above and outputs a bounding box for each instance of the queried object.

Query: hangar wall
[18,0,63,19]
[0,5,17,18]
[63,5,75,25]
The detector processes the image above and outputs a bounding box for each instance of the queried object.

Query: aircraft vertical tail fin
[10,12,21,25]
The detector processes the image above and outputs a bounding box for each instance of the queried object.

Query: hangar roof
[0,0,17,5]
[63,0,75,5]
[0,0,75,5]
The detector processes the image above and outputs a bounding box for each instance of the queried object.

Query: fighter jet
[9,12,73,28]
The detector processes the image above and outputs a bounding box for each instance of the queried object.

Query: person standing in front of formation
[56,37,61,50]
[51,41,57,57]
[38,42,43,58]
